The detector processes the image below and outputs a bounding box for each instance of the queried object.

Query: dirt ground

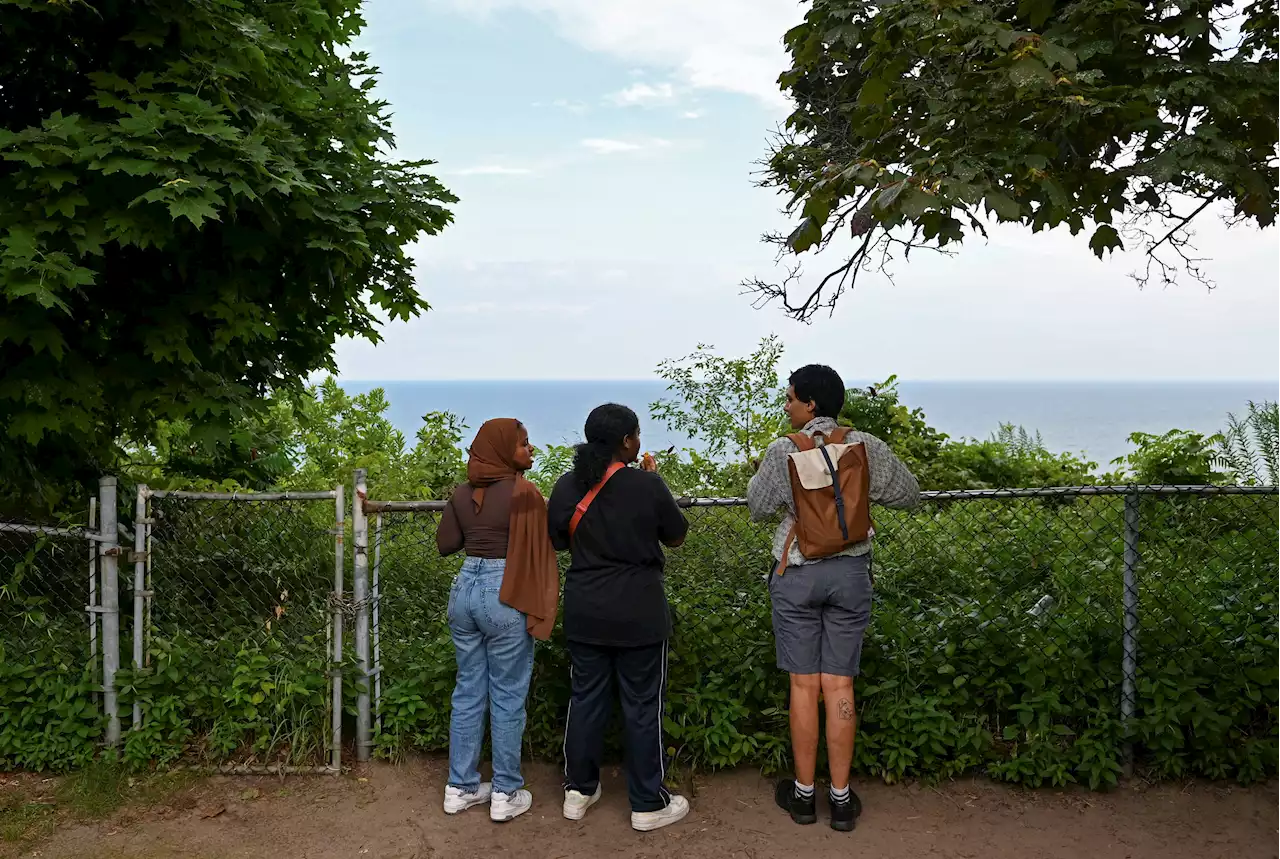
[4,758,1276,859]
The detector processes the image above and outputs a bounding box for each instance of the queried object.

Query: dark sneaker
[828,788,862,832]
[774,778,817,825]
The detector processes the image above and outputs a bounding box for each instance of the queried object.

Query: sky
[334,0,1279,382]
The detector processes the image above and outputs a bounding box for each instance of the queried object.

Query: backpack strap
[568,462,625,540]
[787,432,815,451]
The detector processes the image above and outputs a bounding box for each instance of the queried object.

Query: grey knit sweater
[746,417,921,565]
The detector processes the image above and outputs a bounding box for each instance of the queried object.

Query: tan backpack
[776,428,872,575]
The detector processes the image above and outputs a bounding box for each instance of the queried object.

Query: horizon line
[335,376,1280,385]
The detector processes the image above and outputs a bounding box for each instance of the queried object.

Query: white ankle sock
[830,784,851,801]
[794,781,814,798]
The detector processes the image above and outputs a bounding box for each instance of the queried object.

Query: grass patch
[0,758,199,854]
[54,758,197,819]
[0,795,57,844]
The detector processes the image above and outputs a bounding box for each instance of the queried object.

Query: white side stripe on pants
[562,663,574,784]
[657,640,670,805]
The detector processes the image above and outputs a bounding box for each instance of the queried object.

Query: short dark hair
[789,365,845,418]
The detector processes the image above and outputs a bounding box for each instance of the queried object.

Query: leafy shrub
[1217,401,1279,486]
[1110,430,1229,484]
[369,496,1277,788]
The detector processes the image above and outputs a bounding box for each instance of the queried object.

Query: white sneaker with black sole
[562,786,602,820]
[631,794,690,832]
[490,789,533,822]
[443,782,492,815]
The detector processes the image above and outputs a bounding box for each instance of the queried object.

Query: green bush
[369,495,1277,788]
[3,369,1275,786]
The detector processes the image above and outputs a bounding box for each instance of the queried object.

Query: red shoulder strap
[826,427,850,444]
[568,462,625,539]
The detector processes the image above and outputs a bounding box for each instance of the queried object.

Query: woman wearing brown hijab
[436,418,559,823]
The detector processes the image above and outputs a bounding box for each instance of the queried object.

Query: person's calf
[788,673,822,786]
[820,673,856,790]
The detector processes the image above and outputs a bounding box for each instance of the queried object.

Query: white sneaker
[562,785,602,820]
[631,794,689,832]
[443,782,492,815]
[490,789,533,822]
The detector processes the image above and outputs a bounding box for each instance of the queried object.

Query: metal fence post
[86,496,98,706]
[331,484,345,772]
[352,469,372,762]
[372,512,383,727]
[1120,490,1141,775]
[132,486,148,729]
[98,477,121,747]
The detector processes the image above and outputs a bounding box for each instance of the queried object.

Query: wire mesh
[368,487,1278,778]
[0,520,96,661]
[140,493,339,765]
[0,513,103,770]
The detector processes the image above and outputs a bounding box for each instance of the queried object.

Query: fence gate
[134,486,345,771]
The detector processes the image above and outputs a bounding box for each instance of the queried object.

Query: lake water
[341,379,1278,469]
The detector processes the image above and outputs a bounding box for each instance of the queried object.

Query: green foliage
[841,375,948,470]
[284,378,466,500]
[1217,401,1278,485]
[937,425,1097,490]
[1111,429,1228,484]
[651,336,788,464]
[0,633,101,772]
[116,632,333,769]
[371,497,1276,787]
[2,346,1275,784]
[748,0,1278,318]
[118,377,468,500]
[528,443,574,497]
[119,401,300,494]
[0,0,456,511]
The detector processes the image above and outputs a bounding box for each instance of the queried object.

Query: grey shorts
[768,553,873,677]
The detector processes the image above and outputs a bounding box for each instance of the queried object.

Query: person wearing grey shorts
[748,365,919,832]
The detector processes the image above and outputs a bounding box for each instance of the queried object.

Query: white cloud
[581,137,671,154]
[433,0,802,107]
[532,98,590,114]
[680,109,704,119]
[450,164,535,176]
[608,81,677,106]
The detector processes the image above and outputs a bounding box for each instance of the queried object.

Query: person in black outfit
[547,403,691,833]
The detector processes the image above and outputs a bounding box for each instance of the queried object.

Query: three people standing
[435,371,917,834]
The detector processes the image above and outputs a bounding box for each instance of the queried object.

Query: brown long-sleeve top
[436,479,515,558]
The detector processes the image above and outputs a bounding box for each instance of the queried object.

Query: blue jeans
[447,557,534,796]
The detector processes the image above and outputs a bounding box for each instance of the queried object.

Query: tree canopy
[0,0,455,509]
[747,0,1277,320]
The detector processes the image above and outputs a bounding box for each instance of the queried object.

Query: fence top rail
[146,489,338,502]
[0,521,91,539]
[363,483,1276,514]
[677,484,1277,506]
[366,500,447,513]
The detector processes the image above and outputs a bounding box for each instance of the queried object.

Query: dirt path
[9,758,1277,859]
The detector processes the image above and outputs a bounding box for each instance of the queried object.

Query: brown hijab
[466,419,560,640]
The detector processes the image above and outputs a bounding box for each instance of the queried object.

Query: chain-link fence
[128,487,345,771]
[5,477,1276,783]
[366,485,1278,783]
[1,478,122,770]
